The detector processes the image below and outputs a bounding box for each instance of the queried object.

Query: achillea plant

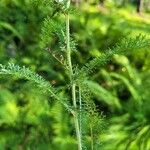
[0,0,150,149]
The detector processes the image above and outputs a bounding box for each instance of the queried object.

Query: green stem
[72,84,82,150]
[66,13,73,77]
[66,11,82,150]
[90,124,94,150]
[79,86,82,136]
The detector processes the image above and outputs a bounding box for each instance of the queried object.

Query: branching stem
[72,83,82,150]
[65,3,82,149]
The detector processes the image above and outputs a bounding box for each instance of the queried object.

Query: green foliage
[0,63,53,92]
[79,35,150,76]
[0,0,150,149]
[0,21,22,40]
[85,80,121,110]
[98,55,150,150]
[0,63,72,113]
[40,17,66,51]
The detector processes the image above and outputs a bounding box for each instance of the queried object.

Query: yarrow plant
[0,0,150,149]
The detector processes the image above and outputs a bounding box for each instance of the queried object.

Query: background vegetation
[0,0,150,149]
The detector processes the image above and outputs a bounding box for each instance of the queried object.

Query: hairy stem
[72,84,82,150]
[66,6,82,150]
[66,13,73,77]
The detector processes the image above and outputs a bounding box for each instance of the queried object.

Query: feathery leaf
[0,63,73,113]
[79,35,150,76]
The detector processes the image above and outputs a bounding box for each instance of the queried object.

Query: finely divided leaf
[0,63,72,113]
[80,35,150,76]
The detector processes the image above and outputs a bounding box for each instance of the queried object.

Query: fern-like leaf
[40,17,65,49]
[0,63,73,113]
[79,35,150,76]
[0,63,53,92]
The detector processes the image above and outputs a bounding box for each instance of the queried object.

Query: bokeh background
[0,0,150,149]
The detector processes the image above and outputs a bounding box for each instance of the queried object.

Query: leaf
[0,22,22,40]
[0,63,72,113]
[110,72,140,101]
[40,17,65,49]
[84,80,121,110]
[79,35,150,76]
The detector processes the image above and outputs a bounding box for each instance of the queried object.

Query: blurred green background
[0,0,150,149]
